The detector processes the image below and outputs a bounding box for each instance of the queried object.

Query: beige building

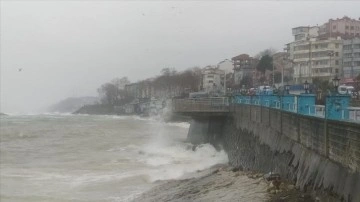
[290,38,343,84]
[286,25,343,84]
[319,16,360,39]
[201,66,225,93]
[343,37,360,78]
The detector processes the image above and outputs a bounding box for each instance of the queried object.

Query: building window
[351,26,354,30]
[333,25,336,30]
[335,60,339,65]
[344,53,352,58]
[343,61,352,66]
[346,25,349,30]
[344,45,352,50]
[335,52,339,57]
[335,44,339,48]
[208,80,213,83]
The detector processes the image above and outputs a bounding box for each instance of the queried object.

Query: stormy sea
[0,114,277,202]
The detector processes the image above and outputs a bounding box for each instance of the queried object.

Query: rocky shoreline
[133,164,326,202]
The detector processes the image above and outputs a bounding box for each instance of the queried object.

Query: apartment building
[343,38,360,78]
[286,25,343,83]
[292,26,319,41]
[231,54,258,85]
[201,66,225,93]
[292,38,342,83]
[319,16,360,39]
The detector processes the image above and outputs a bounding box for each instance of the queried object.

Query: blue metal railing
[232,94,359,123]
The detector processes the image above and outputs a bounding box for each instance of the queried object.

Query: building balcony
[293,49,310,54]
[293,58,309,62]
[311,56,332,61]
[311,72,333,77]
[310,48,333,53]
[293,73,311,78]
[312,65,330,69]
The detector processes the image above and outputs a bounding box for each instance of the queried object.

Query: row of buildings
[123,16,360,102]
[205,16,360,94]
[286,16,360,84]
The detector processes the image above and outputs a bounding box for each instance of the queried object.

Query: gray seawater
[0,114,228,202]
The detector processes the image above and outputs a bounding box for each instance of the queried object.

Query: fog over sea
[0,114,228,202]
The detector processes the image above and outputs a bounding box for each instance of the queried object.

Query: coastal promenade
[172,95,360,201]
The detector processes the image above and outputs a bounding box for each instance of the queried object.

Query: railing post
[324,118,329,157]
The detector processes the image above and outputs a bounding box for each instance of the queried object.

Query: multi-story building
[286,25,343,83]
[319,16,360,39]
[231,54,258,85]
[201,66,225,93]
[343,38,360,78]
[217,59,233,72]
[292,26,319,41]
[291,38,342,83]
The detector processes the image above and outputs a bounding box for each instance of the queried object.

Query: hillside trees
[256,55,273,75]
[98,77,132,105]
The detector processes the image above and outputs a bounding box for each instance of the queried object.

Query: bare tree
[111,77,130,90]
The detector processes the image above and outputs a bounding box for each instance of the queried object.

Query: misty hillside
[48,97,100,113]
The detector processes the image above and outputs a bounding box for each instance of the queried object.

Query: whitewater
[0,114,228,202]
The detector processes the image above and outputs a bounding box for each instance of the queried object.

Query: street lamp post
[224,71,226,95]
[332,75,340,94]
[304,80,310,94]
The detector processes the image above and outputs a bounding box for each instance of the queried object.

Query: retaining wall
[187,104,360,201]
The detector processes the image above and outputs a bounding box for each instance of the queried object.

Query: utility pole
[328,51,334,78]
[272,64,275,86]
[224,71,227,95]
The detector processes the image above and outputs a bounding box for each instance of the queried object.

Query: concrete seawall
[187,105,360,201]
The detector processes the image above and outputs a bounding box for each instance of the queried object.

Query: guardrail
[348,107,360,121]
[172,97,229,113]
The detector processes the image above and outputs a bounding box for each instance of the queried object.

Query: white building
[286,26,343,83]
[217,59,233,72]
[201,66,225,93]
[343,37,360,78]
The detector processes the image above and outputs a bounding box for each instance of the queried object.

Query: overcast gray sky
[1,1,359,113]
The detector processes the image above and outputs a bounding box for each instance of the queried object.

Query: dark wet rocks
[133,165,270,202]
[133,164,325,202]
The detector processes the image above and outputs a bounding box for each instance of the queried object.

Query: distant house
[217,59,233,72]
[232,54,258,86]
[201,66,225,93]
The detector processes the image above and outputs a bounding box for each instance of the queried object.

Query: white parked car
[338,85,354,95]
